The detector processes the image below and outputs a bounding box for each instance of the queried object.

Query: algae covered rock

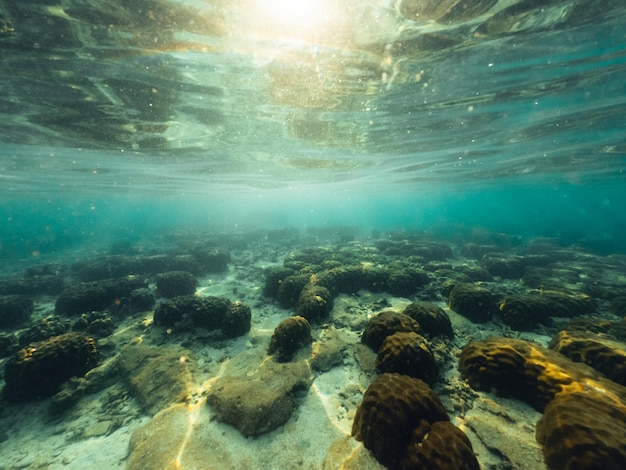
[188,296,232,330]
[72,311,115,338]
[155,270,197,298]
[361,310,421,352]
[190,246,230,273]
[153,295,251,338]
[385,266,430,297]
[222,301,252,338]
[18,315,69,347]
[277,274,310,309]
[498,293,550,330]
[500,290,596,330]
[314,266,363,296]
[0,294,34,329]
[0,332,18,358]
[610,295,626,317]
[310,326,350,372]
[206,360,312,436]
[127,403,237,470]
[268,315,312,362]
[263,266,294,298]
[296,283,333,322]
[376,331,439,384]
[3,332,100,402]
[117,343,193,416]
[480,253,524,278]
[55,275,147,315]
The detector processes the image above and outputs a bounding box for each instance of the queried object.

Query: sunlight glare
[255,0,330,34]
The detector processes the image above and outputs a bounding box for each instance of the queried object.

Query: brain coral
[402,301,453,339]
[352,373,478,469]
[498,293,549,331]
[361,310,421,352]
[404,420,480,470]
[458,336,624,411]
[352,373,449,468]
[549,329,626,387]
[376,331,439,384]
[448,283,496,323]
[460,336,626,469]
[536,390,626,470]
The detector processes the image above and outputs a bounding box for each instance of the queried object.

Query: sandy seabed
[2,228,624,470]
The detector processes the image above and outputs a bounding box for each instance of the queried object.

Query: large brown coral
[352,373,478,469]
[448,283,496,323]
[549,329,626,387]
[361,310,421,352]
[536,390,626,470]
[460,336,626,470]
[403,421,480,470]
[458,336,622,411]
[402,301,453,339]
[499,291,596,331]
[3,332,100,402]
[376,331,438,385]
[296,283,333,322]
[352,373,449,468]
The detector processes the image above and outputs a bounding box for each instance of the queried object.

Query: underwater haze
[3,2,626,470]
[1,0,625,258]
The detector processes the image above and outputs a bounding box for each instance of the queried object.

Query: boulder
[206,360,312,436]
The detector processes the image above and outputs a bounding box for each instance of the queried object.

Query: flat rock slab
[206,359,312,436]
[117,342,193,416]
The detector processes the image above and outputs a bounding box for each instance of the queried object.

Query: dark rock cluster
[55,275,148,316]
[263,245,434,322]
[0,295,34,329]
[0,237,237,410]
[3,332,100,402]
[153,295,251,338]
[155,271,198,298]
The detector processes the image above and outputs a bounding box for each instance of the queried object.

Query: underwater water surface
[0,0,625,254]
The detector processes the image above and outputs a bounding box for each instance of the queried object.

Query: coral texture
[361,310,421,352]
[376,331,439,384]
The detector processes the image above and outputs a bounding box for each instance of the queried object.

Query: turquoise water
[1,0,626,251]
[3,3,626,469]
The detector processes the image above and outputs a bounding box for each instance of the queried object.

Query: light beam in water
[254,0,332,38]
